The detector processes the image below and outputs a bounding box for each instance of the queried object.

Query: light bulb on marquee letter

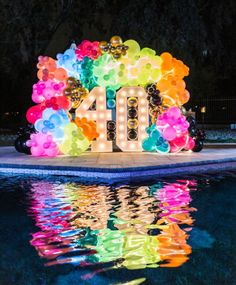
[76,87,112,152]
[116,87,149,152]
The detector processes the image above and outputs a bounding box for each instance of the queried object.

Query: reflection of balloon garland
[16,35,205,156]
[28,179,197,269]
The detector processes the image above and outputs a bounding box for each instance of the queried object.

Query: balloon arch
[15,36,205,156]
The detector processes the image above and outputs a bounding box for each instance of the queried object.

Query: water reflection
[28,179,197,270]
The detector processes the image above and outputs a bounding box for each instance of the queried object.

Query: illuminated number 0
[116,87,149,151]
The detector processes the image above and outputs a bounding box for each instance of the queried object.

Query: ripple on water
[26,178,199,271]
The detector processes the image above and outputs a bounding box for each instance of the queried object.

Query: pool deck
[1,146,236,181]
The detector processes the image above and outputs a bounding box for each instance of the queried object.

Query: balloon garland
[16,36,205,156]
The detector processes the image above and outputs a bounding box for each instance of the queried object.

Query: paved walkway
[0,146,236,181]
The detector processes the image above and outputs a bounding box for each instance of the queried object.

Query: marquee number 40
[76,87,149,152]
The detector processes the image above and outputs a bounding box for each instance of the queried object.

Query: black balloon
[188,127,197,137]
[14,124,35,154]
[128,129,138,140]
[14,136,31,154]
[186,116,195,124]
[150,96,162,106]
[107,131,116,141]
[128,107,137,118]
[107,121,116,131]
[192,139,203,152]
[196,129,206,141]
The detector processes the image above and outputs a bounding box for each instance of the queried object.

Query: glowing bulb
[82,104,88,110]
[140,116,146,122]
[140,107,146,113]
[119,107,125,113]
[100,143,105,149]
[129,89,134,95]
[141,134,147,139]
[130,143,135,149]
[119,98,125,104]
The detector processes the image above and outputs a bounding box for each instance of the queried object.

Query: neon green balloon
[93,54,120,89]
[139,47,156,57]
[59,122,90,156]
[124,39,140,57]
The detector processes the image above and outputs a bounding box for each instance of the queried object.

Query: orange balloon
[74,117,99,141]
[54,68,68,81]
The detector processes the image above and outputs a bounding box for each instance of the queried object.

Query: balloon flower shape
[93,54,121,90]
[118,42,162,86]
[34,108,70,141]
[37,56,67,82]
[32,79,65,104]
[76,40,102,60]
[142,125,170,154]
[26,133,60,157]
[74,117,99,141]
[99,36,128,59]
[156,107,195,152]
[59,123,90,156]
[76,57,97,90]
[43,96,70,111]
[56,47,80,78]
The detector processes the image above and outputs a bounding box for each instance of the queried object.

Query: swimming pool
[0,172,235,285]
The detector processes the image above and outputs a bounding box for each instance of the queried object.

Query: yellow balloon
[127,97,138,107]
[124,40,140,57]
[128,119,139,129]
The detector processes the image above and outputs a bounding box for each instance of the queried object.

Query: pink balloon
[168,107,181,119]
[163,126,176,141]
[32,80,65,104]
[172,136,187,148]
[169,142,182,153]
[184,136,195,150]
[31,147,44,156]
[27,133,59,157]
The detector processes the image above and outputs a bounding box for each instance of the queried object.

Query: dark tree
[0,0,235,126]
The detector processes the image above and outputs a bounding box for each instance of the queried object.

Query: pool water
[0,172,235,285]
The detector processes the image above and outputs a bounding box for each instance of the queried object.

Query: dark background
[0,0,235,129]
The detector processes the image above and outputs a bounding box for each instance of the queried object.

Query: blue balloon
[107,99,116,109]
[142,124,170,153]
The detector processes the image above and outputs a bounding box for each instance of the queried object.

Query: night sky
[0,0,235,127]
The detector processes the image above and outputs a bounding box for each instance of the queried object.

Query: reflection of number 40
[76,87,149,152]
